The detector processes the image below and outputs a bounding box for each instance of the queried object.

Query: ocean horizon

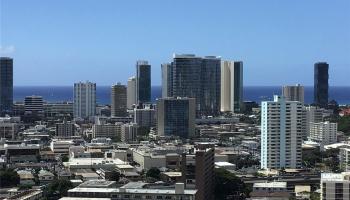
[13,86,350,105]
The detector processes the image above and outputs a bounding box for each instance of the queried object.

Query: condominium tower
[220,60,243,113]
[171,54,221,116]
[136,61,151,103]
[314,62,329,107]
[127,76,136,109]
[161,63,173,98]
[261,95,303,169]
[111,83,127,117]
[73,81,96,119]
[282,84,304,104]
[0,57,13,116]
[157,97,195,138]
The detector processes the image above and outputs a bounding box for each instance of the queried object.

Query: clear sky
[0,0,349,86]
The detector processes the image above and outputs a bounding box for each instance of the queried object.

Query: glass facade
[164,99,190,138]
[136,61,151,103]
[157,97,195,138]
[234,61,243,113]
[201,57,221,116]
[314,62,329,107]
[0,57,13,116]
[172,55,220,116]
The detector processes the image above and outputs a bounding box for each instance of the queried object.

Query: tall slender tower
[111,83,127,117]
[0,57,13,116]
[220,61,243,113]
[261,95,303,169]
[136,61,151,104]
[73,81,96,119]
[233,61,243,113]
[314,62,329,107]
[127,76,136,109]
[161,63,173,98]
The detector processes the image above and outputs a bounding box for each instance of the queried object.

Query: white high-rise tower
[127,76,136,109]
[73,81,96,119]
[261,95,303,169]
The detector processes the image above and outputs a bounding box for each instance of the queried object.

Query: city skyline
[0,0,349,86]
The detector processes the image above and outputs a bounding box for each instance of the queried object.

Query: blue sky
[0,0,349,86]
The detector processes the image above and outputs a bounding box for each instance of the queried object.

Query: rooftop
[68,187,197,195]
[254,182,287,188]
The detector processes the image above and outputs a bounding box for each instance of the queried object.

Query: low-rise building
[249,182,290,200]
[321,172,350,200]
[0,117,20,139]
[17,170,35,185]
[38,169,55,184]
[92,123,122,139]
[50,139,74,155]
[67,183,196,200]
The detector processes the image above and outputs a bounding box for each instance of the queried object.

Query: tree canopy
[214,168,250,200]
[0,169,20,187]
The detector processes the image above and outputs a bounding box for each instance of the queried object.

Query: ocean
[13,86,350,105]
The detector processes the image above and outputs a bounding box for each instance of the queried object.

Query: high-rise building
[309,121,337,145]
[161,63,173,98]
[201,56,221,116]
[0,57,13,116]
[321,172,350,200]
[136,61,151,103]
[121,123,138,142]
[303,106,324,139]
[111,83,127,117]
[127,76,136,109]
[157,97,195,138]
[133,104,156,128]
[261,95,303,169]
[314,62,329,107]
[73,81,96,119]
[340,147,350,172]
[220,61,243,113]
[24,95,44,116]
[282,84,304,104]
[172,54,221,116]
[56,119,75,137]
[195,145,215,200]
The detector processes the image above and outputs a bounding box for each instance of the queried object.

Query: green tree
[109,171,120,182]
[214,168,250,200]
[338,116,350,135]
[146,167,161,180]
[46,179,73,198]
[61,155,69,162]
[0,168,20,187]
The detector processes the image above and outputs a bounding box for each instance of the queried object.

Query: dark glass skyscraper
[136,61,151,103]
[0,57,13,116]
[314,62,329,107]
[201,56,221,116]
[234,61,243,112]
[171,54,221,116]
[157,97,195,138]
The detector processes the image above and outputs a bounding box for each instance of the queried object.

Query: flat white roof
[68,187,197,195]
[215,162,235,167]
[60,198,111,200]
[254,182,287,188]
